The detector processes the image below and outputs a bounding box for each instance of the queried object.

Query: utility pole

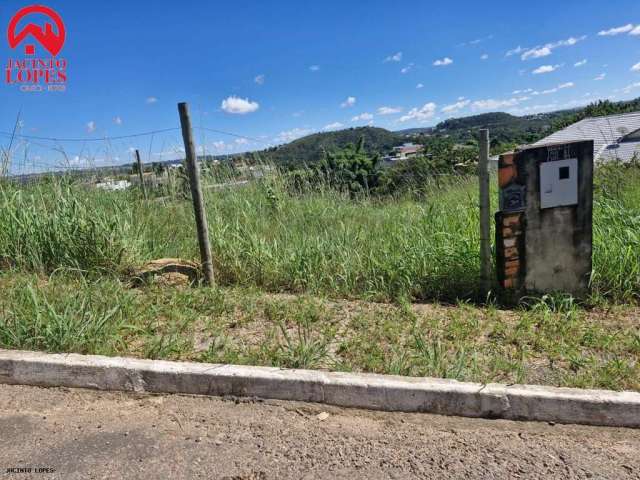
[479,129,491,298]
[178,102,215,286]
[135,149,147,199]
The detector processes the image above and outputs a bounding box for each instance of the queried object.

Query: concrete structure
[95,179,131,191]
[1,349,639,428]
[382,143,424,163]
[533,112,640,164]
[496,140,594,297]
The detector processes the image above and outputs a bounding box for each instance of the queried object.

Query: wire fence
[0,124,270,179]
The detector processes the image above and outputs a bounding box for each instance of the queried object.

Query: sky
[1,0,640,173]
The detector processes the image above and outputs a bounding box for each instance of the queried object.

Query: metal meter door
[540,158,578,209]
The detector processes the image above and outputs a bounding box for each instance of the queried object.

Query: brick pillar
[496,152,526,291]
[495,212,524,289]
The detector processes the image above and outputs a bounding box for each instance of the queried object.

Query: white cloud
[146,97,158,104]
[622,82,640,94]
[340,96,356,108]
[433,57,453,66]
[532,64,561,74]
[86,121,96,133]
[275,127,312,143]
[384,52,402,62]
[323,122,344,131]
[480,54,489,60]
[522,46,552,60]
[401,63,414,74]
[212,141,226,151]
[506,46,524,57]
[574,59,587,67]
[398,102,437,123]
[221,96,260,114]
[377,106,402,115]
[598,24,634,36]
[460,35,493,47]
[113,116,122,125]
[235,138,249,145]
[309,65,320,72]
[441,99,470,113]
[521,36,586,61]
[512,88,534,95]
[594,73,606,81]
[538,83,573,95]
[254,74,265,85]
[351,112,374,122]
[507,103,560,115]
[416,83,424,89]
[631,26,640,36]
[472,98,520,110]
[631,62,640,72]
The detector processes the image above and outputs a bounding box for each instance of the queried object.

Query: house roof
[533,111,640,163]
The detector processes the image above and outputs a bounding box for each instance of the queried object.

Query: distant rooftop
[533,111,640,163]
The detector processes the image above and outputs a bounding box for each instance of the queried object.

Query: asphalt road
[0,384,639,479]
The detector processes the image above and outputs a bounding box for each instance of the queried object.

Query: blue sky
[1,0,640,172]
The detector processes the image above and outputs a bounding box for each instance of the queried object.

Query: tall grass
[0,162,639,303]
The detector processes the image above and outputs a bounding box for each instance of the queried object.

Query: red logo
[5,4,67,91]
[7,5,66,56]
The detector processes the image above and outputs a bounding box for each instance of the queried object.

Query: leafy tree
[551,99,640,133]
[317,136,380,195]
[378,137,477,196]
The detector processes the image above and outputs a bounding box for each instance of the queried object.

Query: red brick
[504,247,519,260]
[500,153,515,166]
[505,266,519,276]
[499,165,516,188]
[504,238,516,248]
[503,278,514,288]
[503,214,521,228]
[505,260,519,269]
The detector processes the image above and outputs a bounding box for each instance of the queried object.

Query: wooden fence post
[479,129,491,297]
[135,149,147,199]
[178,102,215,286]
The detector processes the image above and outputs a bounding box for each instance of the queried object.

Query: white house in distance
[382,142,425,164]
[533,112,640,163]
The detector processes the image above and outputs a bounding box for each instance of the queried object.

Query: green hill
[259,127,400,166]
[430,111,575,145]
[253,98,640,166]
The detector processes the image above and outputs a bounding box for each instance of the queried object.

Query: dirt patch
[1,384,639,479]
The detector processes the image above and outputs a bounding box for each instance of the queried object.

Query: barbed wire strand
[0,126,268,145]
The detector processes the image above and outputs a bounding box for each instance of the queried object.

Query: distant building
[533,112,640,163]
[382,142,425,164]
[96,179,131,191]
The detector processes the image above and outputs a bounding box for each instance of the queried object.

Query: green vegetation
[429,111,570,146]
[260,126,399,167]
[0,155,639,391]
[552,98,640,132]
[246,97,640,170]
[1,159,640,303]
[0,274,637,390]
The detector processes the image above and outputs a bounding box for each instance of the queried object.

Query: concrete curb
[0,349,638,428]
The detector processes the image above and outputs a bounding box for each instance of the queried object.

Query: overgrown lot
[1,162,639,303]
[0,274,638,390]
[0,162,638,390]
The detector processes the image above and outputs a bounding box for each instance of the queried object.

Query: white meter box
[540,158,578,209]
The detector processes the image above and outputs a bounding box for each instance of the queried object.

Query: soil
[0,384,639,479]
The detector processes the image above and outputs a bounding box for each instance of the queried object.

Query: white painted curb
[0,349,638,428]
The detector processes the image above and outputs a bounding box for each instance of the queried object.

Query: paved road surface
[0,384,638,479]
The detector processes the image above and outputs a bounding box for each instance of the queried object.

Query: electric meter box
[495,140,594,297]
[539,158,578,209]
